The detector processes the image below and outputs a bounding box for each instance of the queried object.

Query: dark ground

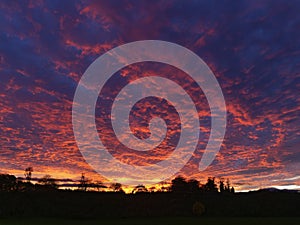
[1,217,300,225]
[0,190,300,219]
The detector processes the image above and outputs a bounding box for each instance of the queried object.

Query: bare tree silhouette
[78,173,89,191]
[24,167,33,183]
[38,175,58,189]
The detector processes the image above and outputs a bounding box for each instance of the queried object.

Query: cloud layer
[0,0,299,190]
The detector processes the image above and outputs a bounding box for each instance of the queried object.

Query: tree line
[1,168,300,218]
[0,167,234,194]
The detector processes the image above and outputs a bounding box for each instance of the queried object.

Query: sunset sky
[0,0,299,191]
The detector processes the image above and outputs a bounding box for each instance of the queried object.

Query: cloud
[0,0,299,189]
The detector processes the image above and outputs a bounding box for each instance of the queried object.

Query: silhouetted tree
[78,173,89,191]
[16,179,34,191]
[24,167,33,182]
[187,179,201,193]
[132,184,148,194]
[110,182,123,192]
[231,186,235,193]
[38,175,58,189]
[225,178,231,192]
[171,176,188,193]
[219,178,225,193]
[204,177,218,193]
[0,174,17,191]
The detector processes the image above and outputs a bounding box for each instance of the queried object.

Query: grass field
[1,217,300,225]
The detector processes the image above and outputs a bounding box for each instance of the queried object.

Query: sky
[0,0,299,191]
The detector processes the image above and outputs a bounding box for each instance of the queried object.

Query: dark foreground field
[1,191,300,218]
[1,217,300,225]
